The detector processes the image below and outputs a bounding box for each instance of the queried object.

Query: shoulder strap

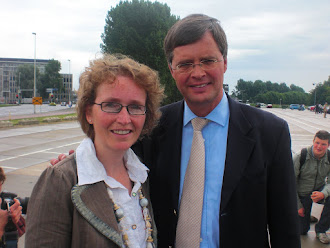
[300,148,308,169]
[300,149,330,166]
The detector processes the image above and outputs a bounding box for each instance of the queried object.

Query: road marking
[1,166,19,169]
[0,142,80,162]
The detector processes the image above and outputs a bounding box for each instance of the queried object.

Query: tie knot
[191,117,208,131]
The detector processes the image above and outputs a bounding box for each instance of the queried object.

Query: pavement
[1,108,76,247]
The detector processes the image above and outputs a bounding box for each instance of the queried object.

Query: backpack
[300,148,330,169]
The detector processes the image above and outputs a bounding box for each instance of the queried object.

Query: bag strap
[300,148,308,170]
[300,148,330,169]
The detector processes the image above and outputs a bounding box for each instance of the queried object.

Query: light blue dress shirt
[179,93,229,247]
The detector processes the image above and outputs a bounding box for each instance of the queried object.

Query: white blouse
[76,138,150,248]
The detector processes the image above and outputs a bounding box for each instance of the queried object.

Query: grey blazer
[25,154,156,248]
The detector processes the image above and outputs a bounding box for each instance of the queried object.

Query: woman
[25,54,164,247]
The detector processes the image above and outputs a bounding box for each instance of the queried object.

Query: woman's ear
[86,105,93,124]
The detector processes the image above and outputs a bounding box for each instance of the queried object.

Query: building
[0,57,73,104]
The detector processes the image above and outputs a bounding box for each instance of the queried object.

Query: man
[132,14,300,247]
[52,14,300,247]
[324,102,328,118]
[294,130,330,244]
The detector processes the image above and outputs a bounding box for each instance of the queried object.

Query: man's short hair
[164,14,228,64]
[314,130,330,143]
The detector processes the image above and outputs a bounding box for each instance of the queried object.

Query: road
[0,103,76,120]
[0,107,329,247]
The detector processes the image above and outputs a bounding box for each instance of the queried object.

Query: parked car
[290,104,300,110]
[61,102,67,106]
[267,104,273,108]
[43,101,50,104]
[308,105,315,111]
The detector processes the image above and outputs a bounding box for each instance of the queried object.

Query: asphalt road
[0,103,76,120]
[0,107,329,247]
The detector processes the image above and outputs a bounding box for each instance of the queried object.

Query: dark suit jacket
[25,154,157,248]
[133,96,300,248]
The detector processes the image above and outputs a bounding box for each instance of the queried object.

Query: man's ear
[168,63,175,77]
[223,58,228,73]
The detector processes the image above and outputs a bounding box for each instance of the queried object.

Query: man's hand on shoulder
[50,150,74,166]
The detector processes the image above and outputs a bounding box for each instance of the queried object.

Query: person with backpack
[294,130,330,244]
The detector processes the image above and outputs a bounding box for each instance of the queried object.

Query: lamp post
[32,32,36,113]
[68,59,71,104]
[18,72,21,104]
[313,83,317,106]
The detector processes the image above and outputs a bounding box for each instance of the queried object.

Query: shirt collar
[183,93,229,127]
[76,138,149,186]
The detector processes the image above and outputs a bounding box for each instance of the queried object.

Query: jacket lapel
[71,182,124,247]
[220,98,256,213]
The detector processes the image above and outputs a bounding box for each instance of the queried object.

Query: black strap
[300,148,330,169]
[300,148,308,170]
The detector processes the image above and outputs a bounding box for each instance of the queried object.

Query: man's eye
[178,63,192,69]
[202,59,216,65]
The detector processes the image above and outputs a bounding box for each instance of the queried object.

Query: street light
[18,72,21,104]
[68,59,71,104]
[32,32,36,113]
[313,83,317,106]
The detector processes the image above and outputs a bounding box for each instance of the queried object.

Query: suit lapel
[220,98,256,212]
[71,182,124,246]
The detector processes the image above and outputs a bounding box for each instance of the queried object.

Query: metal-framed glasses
[94,102,146,115]
[172,59,223,74]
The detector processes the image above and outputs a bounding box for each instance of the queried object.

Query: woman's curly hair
[77,54,165,140]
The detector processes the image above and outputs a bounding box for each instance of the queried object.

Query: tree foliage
[16,59,62,99]
[38,59,62,99]
[231,79,309,104]
[309,76,330,105]
[16,64,41,98]
[101,0,181,104]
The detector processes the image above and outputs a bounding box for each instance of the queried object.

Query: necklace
[108,186,155,248]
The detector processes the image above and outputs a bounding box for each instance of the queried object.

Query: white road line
[1,166,19,170]
[0,142,80,162]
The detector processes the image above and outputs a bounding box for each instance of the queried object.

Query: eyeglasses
[172,59,223,74]
[94,102,146,115]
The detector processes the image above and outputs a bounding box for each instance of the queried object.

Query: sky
[1,0,330,93]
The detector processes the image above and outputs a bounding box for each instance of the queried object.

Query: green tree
[290,84,305,93]
[101,0,180,104]
[310,76,330,105]
[232,79,309,105]
[39,59,62,99]
[16,64,40,98]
